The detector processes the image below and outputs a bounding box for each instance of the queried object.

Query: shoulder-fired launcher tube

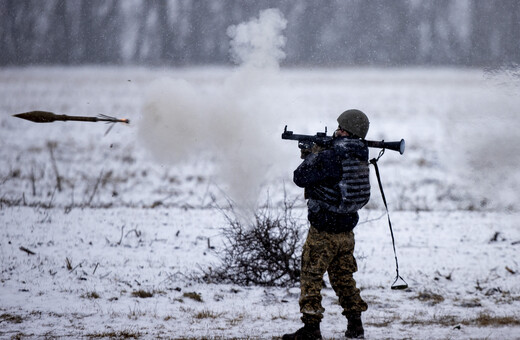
[366,139,405,155]
[282,125,405,155]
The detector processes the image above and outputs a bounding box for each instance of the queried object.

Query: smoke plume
[138,9,289,209]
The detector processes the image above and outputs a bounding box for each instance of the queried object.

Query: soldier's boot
[345,313,364,339]
[282,322,322,340]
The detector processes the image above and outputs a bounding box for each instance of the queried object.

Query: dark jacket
[293,137,370,233]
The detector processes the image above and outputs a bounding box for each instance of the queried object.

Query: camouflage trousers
[299,226,368,324]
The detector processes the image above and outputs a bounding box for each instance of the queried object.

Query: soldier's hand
[300,148,312,159]
[311,144,325,154]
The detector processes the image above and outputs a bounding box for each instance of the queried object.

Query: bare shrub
[203,193,305,287]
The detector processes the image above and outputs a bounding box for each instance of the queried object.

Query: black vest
[294,137,370,232]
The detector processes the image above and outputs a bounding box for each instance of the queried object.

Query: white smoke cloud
[138,9,289,210]
[227,8,287,69]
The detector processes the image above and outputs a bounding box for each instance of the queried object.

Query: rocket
[13,110,130,124]
[12,110,130,134]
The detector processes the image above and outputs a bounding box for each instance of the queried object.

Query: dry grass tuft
[183,291,203,302]
[462,312,520,327]
[193,309,224,319]
[412,290,445,305]
[81,291,100,299]
[131,290,153,298]
[366,315,400,328]
[86,330,140,338]
[0,313,24,324]
[401,313,458,327]
[399,311,520,328]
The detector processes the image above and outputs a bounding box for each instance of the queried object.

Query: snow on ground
[1,208,519,339]
[1,67,520,339]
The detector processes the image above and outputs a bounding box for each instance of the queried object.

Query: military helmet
[337,109,369,139]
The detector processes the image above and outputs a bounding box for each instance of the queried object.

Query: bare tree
[2,0,520,66]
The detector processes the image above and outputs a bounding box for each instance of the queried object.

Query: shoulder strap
[370,153,408,290]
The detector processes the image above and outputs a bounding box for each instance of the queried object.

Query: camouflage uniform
[283,111,370,339]
[300,226,367,324]
[293,137,370,326]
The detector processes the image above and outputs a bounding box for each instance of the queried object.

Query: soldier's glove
[311,144,325,154]
[300,144,325,159]
[300,148,312,159]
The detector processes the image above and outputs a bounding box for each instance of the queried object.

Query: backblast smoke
[138,9,289,209]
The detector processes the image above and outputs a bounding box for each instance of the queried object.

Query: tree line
[1,0,519,67]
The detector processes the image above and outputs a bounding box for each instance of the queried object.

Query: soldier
[283,109,371,340]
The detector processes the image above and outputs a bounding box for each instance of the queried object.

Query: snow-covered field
[1,66,520,339]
